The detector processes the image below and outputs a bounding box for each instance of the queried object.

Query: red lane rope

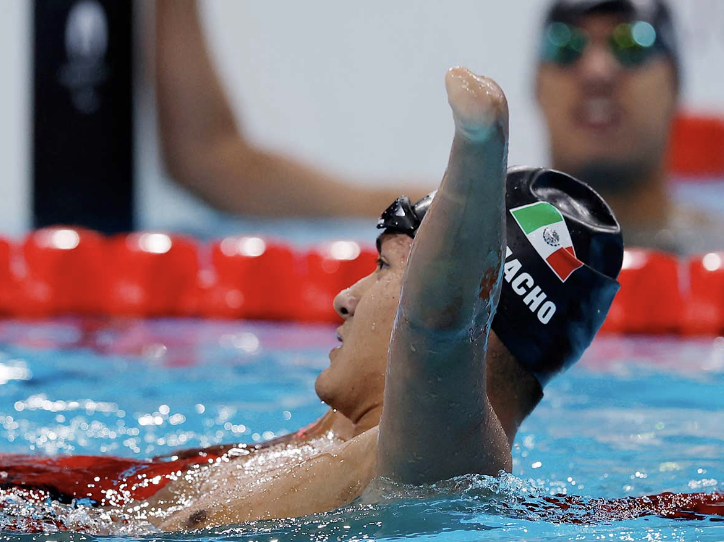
[670,113,724,178]
[0,230,376,323]
[0,228,723,334]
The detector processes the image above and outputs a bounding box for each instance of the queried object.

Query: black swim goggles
[540,20,663,68]
[376,191,436,238]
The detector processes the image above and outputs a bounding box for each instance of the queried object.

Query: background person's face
[536,13,678,189]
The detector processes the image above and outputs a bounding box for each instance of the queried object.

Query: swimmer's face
[315,232,518,432]
[536,13,677,188]
[315,233,412,423]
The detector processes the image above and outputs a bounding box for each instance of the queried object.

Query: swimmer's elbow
[158,131,201,187]
[160,117,248,182]
[160,146,189,187]
[161,135,254,204]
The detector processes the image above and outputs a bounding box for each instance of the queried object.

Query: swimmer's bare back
[146,68,510,530]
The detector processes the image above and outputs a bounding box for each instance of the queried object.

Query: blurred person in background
[535,0,722,254]
[155,0,426,218]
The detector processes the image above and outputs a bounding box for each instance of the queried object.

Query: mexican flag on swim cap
[510,202,583,282]
[493,166,623,388]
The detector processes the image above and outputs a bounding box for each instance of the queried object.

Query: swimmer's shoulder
[156,428,379,530]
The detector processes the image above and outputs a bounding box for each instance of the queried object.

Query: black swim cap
[377,166,624,387]
[542,0,680,85]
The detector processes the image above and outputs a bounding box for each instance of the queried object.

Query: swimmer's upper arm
[376,69,512,484]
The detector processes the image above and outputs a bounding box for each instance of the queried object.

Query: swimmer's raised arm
[377,68,511,484]
[155,0,430,217]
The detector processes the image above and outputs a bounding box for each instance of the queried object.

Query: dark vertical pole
[32,0,134,234]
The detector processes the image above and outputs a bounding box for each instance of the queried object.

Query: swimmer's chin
[314,370,332,405]
[314,368,346,412]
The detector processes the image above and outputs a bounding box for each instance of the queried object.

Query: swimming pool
[0,316,722,540]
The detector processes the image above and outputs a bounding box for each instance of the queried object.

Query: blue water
[0,318,723,541]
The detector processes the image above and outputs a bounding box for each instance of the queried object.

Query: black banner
[32,0,134,233]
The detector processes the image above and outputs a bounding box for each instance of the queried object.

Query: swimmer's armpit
[376,68,510,485]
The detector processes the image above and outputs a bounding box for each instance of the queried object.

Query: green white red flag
[510,202,583,282]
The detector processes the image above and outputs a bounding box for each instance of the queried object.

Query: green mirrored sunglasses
[541,20,662,68]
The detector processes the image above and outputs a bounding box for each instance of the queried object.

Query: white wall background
[2,0,723,234]
[0,1,31,235]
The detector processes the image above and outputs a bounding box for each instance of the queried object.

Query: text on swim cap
[504,246,557,325]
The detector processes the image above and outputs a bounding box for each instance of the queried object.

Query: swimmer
[123,67,623,530]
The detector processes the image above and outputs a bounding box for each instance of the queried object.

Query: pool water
[0,318,723,541]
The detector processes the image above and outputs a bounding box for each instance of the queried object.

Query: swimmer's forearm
[377,69,510,484]
[398,72,507,332]
[167,138,427,217]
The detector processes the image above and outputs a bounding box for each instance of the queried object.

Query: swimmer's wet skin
[147,67,513,530]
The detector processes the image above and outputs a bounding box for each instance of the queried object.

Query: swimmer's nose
[578,43,619,88]
[333,288,358,319]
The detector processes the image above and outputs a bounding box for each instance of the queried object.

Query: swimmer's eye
[375,258,389,271]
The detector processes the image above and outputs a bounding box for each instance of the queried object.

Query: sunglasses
[540,20,662,68]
